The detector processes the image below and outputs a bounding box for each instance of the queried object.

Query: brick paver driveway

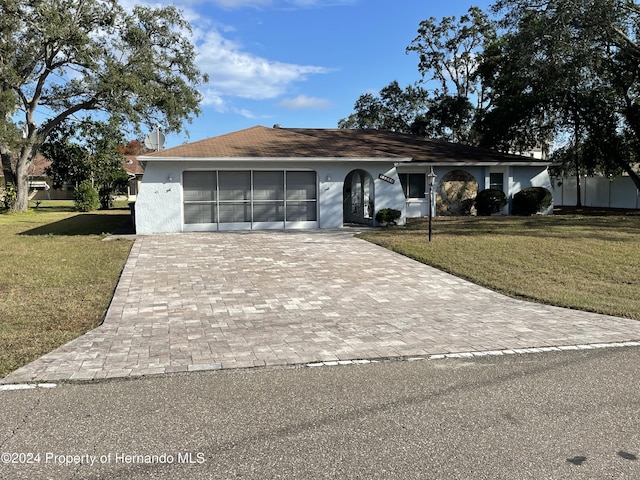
[2,231,639,384]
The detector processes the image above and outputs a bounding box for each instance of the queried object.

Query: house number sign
[378,174,395,184]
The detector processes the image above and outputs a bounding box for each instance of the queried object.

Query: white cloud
[278,95,333,110]
[199,90,228,110]
[196,31,330,100]
[117,0,334,108]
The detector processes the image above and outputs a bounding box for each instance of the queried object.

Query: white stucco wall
[318,162,406,228]
[135,162,183,234]
[135,159,407,234]
[135,159,553,233]
[396,165,552,217]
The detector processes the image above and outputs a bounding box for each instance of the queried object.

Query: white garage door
[183,170,318,231]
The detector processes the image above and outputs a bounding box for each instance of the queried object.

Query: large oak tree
[0,0,207,211]
[480,0,640,191]
[339,7,495,145]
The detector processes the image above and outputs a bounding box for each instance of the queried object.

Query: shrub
[1,183,17,210]
[512,187,553,216]
[73,181,100,212]
[375,208,402,226]
[475,188,507,216]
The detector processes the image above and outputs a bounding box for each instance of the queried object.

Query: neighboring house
[0,154,74,201]
[123,155,145,200]
[134,125,552,234]
[1,154,144,202]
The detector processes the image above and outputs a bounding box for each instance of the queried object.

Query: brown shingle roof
[123,155,145,175]
[2,154,145,177]
[142,125,548,164]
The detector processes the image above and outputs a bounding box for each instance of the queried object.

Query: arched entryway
[343,169,374,225]
[436,170,478,216]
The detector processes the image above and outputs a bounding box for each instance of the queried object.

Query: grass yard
[358,212,640,321]
[0,201,133,378]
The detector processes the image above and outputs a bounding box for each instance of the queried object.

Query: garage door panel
[286,201,317,222]
[184,203,216,224]
[184,172,216,201]
[219,172,251,201]
[219,203,251,223]
[253,201,285,222]
[254,172,284,201]
[286,171,316,200]
[183,170,317,230]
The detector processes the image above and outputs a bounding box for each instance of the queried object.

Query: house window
[183,170,317,225]
[398,173,426,199]
[490,172,504,192]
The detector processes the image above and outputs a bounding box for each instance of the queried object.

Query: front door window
[343,170,374,225]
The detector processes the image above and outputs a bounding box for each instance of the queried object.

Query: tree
[338,81,429,132]
[0,0,207,212]
[42,121,129,209]
[412,95,476,143]
[406,6,496,143]
[407,6,496,104]
[339,7,496,144]
[119,139,149,156]
[40,125,90,189]
[480,0,640,194]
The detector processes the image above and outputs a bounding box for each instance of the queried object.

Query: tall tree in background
[0,0,207,212]
[480,0,640,194]
[406,6,496,143]
[337,81,428,132]
[339,7,495,143]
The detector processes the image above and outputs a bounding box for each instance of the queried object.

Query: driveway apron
[2,231,640,383]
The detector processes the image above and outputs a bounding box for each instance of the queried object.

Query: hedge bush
[1,183,17,210]
[475,188,507,216]
[375,208,402,226]
[512,187,553,216]
[73,181,100,212]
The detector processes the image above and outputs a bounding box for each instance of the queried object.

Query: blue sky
[125,0,494,147]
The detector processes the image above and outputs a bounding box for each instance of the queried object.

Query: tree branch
[39,98,99,139]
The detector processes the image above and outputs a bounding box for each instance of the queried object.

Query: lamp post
[427,167,437,242]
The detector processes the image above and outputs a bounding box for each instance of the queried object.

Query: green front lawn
[0,201,133,378]
[358,213,640,320]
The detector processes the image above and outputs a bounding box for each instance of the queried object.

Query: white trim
[285,221,319,229]
[252,221,286,230]
[396,161,551,167]
[217,222,252,231]
[184,223,218,232]
[142,156,405,163]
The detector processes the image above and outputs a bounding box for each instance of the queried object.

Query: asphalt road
[1,347,639,480]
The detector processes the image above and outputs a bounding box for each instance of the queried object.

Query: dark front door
[343,170,374,225]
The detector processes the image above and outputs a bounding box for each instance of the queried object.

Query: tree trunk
[12,152,31,211]
[7,141,37,212]
[1,149,17,186]
[613,153,640,192]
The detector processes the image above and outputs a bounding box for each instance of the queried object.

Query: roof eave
[138,156,404,163]
[395,161,551,167]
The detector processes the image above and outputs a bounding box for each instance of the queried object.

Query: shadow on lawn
[21,213,134,236]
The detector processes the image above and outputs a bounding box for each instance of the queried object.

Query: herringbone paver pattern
[2,231,639,383]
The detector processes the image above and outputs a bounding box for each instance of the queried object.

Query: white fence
[552,176,640,209]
